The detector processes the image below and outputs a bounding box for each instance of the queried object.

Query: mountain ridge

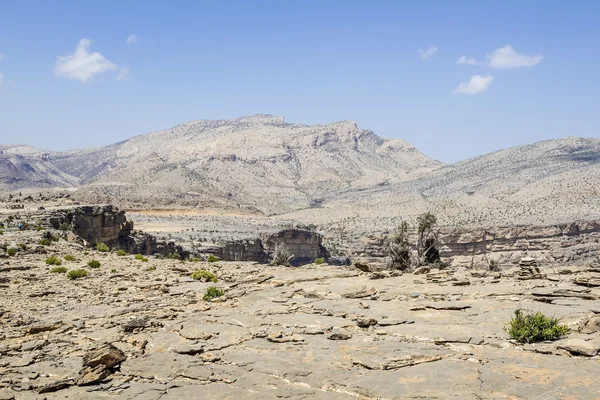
[1,116,599,225]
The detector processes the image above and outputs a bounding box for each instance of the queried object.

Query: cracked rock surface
[2,232,600,399]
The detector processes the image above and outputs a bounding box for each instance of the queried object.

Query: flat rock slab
[423,302,472,310]
[557,338,600,357]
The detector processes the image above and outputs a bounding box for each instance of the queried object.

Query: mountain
[2,117,599,226]
[284,136,600,231]
[0,115,441,214]
[0,145,79,189]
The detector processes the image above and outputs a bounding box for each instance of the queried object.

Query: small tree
[416,212,440,266]
[389,221,412,270]
[270,244,294,267]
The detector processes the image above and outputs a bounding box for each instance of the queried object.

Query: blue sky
[0,0,598,163]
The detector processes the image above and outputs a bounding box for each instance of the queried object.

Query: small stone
[77,365,110,386]
[83,343,126,369]
[38,379,74,394]
[356,318,378,328]
[327,331,352,341]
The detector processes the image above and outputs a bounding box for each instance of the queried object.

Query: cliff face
[354,220,600,268]
[440,220,600,267]
[207,229,330,266]
[48,205,187,257]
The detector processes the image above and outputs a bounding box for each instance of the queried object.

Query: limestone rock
[82,343,126,369]
[558,339,600,357]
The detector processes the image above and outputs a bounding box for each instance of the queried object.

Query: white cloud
[0,53,4,61]
[54,38,125,83]
[126,34,139,44]
[0,72,5,86]
[116,66,129,81]
[453,75,494,95]
[456,56,479,65]
[418,46,438,60]
[487,45,542,69]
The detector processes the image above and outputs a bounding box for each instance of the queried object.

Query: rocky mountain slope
[0,115,441,214]
[282,136,600,231]
[0,145,79,189]
[1,117,599,226]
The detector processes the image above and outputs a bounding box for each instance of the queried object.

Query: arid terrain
[2,115,600,399]
[2,218,600,399]
[2,116,600,228]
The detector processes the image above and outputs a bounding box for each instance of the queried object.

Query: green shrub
[50,266,68,273]
[45,255,62,265]
[192,257,201,262]
[17,243,27,250]
[39,239,51,246]
[116,249,128,256]
[506,309,569,344]
[203,286,224,301]
[35,225,44,232]
[64,254,75,261]
[207,255,220,263]
[314,257,325,265]
[42,231,59,242]
[0,230,3,235]
[135,254,148,262]
[169,252,182,260]
[87,259,101,268]
[58,223,71,231]
[67,269,88,280]
[191,269,218,282]
[147,266,156,271]
[110,268,117,273]
[96,243,109,252]
[7,247,17,257]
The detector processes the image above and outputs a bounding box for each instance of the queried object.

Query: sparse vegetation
[96,243,110,252]
[7,247,17,257]
[417,212,440,266]
[506,309,569,344]
[191,269,218,282]
[39,231,59,246]
[389,220,411,271]
[270,245,294,267]
[169,252,182,260]
[50,266,68,273]
[314,257,325,265]
[35,225,44,232]
[67,269,89,280]
[147,266,156,271]
[192,257,202,262]
[17,243,27,250]
[87,259,101,268]
[203,286,224,301]
[135,254,149,262]
[110,268,117,273]
[207,255,220,263]
[45,255,62,265]
[59,223,71,231]
[117,249,128,256]
[64,254,75,261]
[488,259,501,272]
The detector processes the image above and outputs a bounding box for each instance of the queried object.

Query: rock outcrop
[440,220,600,268]
[355,220,600,268]
[205,229,330,266]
